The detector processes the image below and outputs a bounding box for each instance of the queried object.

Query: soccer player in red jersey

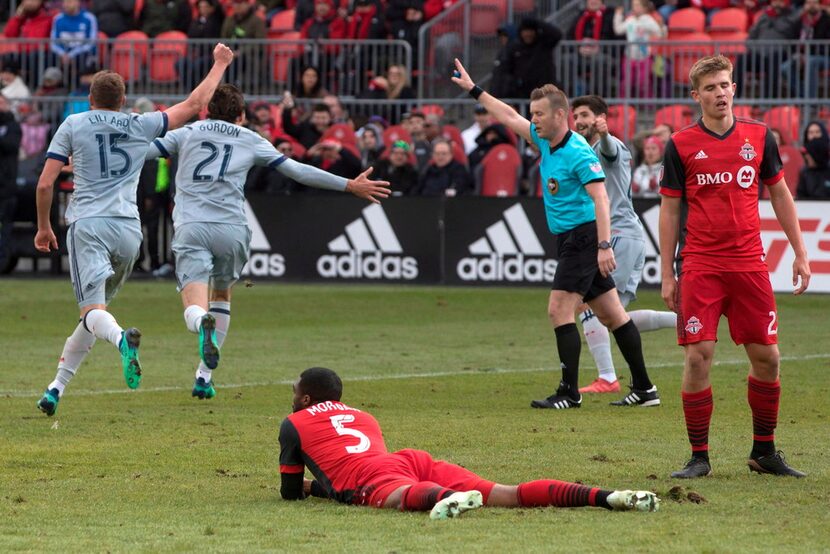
[658,55,811,479]
[279,367,660,518]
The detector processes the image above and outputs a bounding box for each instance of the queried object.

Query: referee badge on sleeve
[590,162,602,173]
[547,178,559,195]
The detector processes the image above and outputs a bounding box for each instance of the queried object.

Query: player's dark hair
[529,84,568,113]
[208,83,246,123]
[90,70,125,110]
[571,95,608,117]
[298,367,343,403]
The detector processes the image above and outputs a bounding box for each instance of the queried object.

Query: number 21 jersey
[279,402,389,503]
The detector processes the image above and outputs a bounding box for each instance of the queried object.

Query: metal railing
[0,37,412,99]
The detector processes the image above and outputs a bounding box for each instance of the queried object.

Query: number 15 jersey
[46,110,168,225]
[279,401,390,503]
[147,120,286,229]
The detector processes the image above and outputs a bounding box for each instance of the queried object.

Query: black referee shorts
[551,221,616,302]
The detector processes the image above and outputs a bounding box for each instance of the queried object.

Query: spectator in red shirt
[4,0,54,86]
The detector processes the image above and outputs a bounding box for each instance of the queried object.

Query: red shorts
[676,270,778,346]
[353,449,496,508]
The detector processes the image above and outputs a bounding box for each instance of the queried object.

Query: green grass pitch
[1,280,828,552]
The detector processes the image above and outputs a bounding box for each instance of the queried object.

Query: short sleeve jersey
[149,120,287,228]
[46,110,168,224]
[592,136,643,239]
[279,402,389,504]
[531,125,606,235]
[659,118,784,272]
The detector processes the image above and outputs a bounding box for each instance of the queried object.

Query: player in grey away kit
[33,44,235,416]
[144,84,390,399]
[571,95,676,400]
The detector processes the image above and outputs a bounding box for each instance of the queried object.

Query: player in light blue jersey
[571,96,677,397]
[145,84,390,400]
[33,44,235,416]
[452,59,659,410]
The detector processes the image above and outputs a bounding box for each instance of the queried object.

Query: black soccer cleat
[531,381,582,409]
[671,457,713,479]
[610,385,661,407]
[748,451,806,478]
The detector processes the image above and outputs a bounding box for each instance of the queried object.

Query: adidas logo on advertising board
[317,204,418,280]
[457,204,558,282]
[241,200,286,277]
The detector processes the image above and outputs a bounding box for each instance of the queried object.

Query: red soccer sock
[517,480,604,508]
[682,386,713,456]
[400,481,455,512]
[747,375,780,456]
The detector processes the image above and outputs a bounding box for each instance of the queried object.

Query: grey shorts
[611,235,645,307]
[172,222,251,291]
[67,217,142,308]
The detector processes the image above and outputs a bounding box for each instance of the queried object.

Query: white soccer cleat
[429,490,484,520]
[607,490,660,512]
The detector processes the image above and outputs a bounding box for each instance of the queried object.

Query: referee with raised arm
[451,59,659,410]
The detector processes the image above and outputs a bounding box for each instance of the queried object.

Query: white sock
[48,320,97,396]
[629,309,677,332]
[196,301,231,382]
[84,309,124,348]
[581,310,617,382]
[184,305,208,334]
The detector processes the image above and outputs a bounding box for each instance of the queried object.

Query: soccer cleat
[610,385,661,407]
[429,490,484,520]
[748,451,806,478]
[671,457,713,479]
[198,314,220,370]
[579,378,621,394]
[119,328,142,389]
[192,377,216,400]
[607,490,660,512]
[37,388,60,416]
[531,381,582,409]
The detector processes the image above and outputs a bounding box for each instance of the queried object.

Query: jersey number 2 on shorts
[95,133,131,178]
[768,311,778,335]
[330,414,371,454]
[193,142,233,182]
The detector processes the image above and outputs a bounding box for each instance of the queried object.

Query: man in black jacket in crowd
[0,93,22,272]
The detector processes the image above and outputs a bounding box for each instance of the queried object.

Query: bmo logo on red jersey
[695,166,756,188]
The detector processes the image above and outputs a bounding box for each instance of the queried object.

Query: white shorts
[611,235,645,307]
[172,222,251,291]
[67,217,142,308]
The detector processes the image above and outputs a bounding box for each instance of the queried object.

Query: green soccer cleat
[119,328,142,389]
[429,490,483,520]
[607,490,661,512]
[37,388,60,417]
[192,377,216,400]
[198,314,220,370]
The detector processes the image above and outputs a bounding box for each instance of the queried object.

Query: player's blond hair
[90,70,125,110]
[689,55,733,90]
[530,84,569,113]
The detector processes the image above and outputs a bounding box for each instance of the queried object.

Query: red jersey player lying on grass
[279,367,660,519]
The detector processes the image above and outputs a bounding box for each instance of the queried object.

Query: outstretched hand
[346,167,391,204]
[213,43,234,65]
[450,58,474,92]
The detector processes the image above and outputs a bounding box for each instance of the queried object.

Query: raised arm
[164,43,234,130]
[450,58,532,143]
[767,178,811,294]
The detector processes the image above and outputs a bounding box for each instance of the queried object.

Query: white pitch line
[2,353,828,399]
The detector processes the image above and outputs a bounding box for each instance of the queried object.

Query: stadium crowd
[1,0,830,274]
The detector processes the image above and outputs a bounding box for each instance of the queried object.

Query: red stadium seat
[733,104,754,120]
[470,2,503,36]
[655,105,694,129]
[451,140,468,166]
[383,125,412,146]
[606,104,637,141]
[111,31,149,83]
[149,31,188,82]
[269,31,302,83]
[668,7,705,35]
[419,104,445,118]
[512,0,535,12]
[669,32,714,84]
[441,124,464,149]
[321,123,357,146]
[711,31,747,59]
[479,144,521,196]
[763,106,801,146]
[270,8,295,35]
[778,145,803,196]
[708,7,749,33]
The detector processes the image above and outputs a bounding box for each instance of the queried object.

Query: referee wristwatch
[598,240,612,250]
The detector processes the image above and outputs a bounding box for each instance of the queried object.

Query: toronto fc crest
[685,316,703,335]
[739,140,757,161]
